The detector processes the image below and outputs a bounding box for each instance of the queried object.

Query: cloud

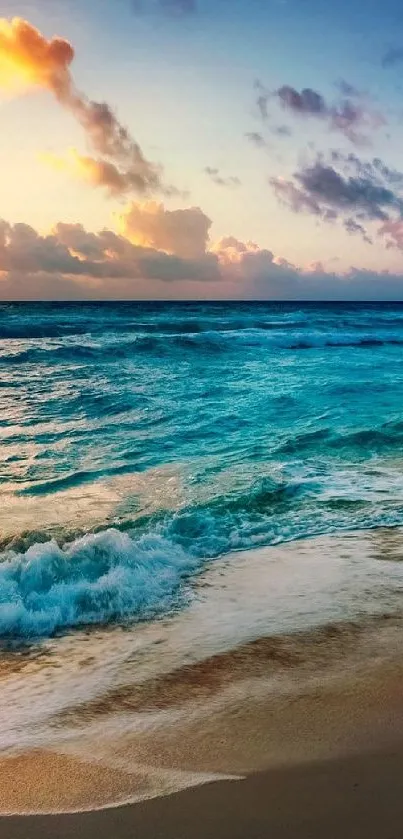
[42,149,164,197]
[0,16,74,96]
[379,220,403,250]
[271,124,292,137]
[343,218,373,244]
[382,46,403,68]
[210,236,261,265]
[270,152,403,243]
[335,80,363,97]
[245,131,267,148]
[296,162,399,221]
[277,85,327,116]
[0,214,221,301]
[0,17,172,196]
[2,214,403,300]
[204,167,241,188]
[118,201,212,258]
[255,79,386,145]
[270,176,323,216]
[254,79,270,121]
[330,151,403,189]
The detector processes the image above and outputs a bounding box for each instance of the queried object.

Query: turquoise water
[2,301,403,638]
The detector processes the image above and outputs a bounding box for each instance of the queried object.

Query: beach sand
[1,533,403,836]
[1,747,403,839]
[1,645,403,837]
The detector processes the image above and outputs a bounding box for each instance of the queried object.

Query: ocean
[2,300,403,807]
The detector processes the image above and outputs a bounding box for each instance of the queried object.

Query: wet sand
[2,746,403,839]
[1,649,403,834]
[1,531,403,834]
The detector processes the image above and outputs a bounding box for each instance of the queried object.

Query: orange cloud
[118,201,212,258]
[0,17,73,96]
[211,236,261,265]
[42,149,161,196]
[0,17,170,196]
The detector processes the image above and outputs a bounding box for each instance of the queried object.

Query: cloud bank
[1,207,403,301]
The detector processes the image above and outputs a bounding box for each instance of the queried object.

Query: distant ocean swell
[3,332,403,365]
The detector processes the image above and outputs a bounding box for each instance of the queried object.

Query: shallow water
[2,301,403,638]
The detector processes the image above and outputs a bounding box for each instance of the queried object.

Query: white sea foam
[0,529,201,638]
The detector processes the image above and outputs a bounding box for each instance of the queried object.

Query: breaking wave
[0,530,201,639]
[3,468,403,639]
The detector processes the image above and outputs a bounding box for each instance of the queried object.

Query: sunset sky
[1,0,403,299]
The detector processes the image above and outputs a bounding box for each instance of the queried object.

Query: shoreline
[1,637,403,816]
[2,745,403,839]
[1,530,403,825]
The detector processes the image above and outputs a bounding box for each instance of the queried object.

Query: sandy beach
[1,533,403,835]
[1,618,403,836]
[1,746,403,838]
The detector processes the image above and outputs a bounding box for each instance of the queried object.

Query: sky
[1,0,403,298]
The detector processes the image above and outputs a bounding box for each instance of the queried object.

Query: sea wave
[2,331,403,366]
[278,419,403,455]
[0,529,200,639]
[3,468,403,639]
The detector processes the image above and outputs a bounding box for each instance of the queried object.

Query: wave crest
[0,530,199,639]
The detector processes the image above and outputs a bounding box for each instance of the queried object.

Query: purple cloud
[270,152,403,244]
[255,81,386,146]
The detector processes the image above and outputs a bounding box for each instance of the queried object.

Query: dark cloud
[245,131,267,148]
[271,124,292,137]
[57,89,171,196]
[296,162,399,221]
[270,177,323,216]
[277,85,327,116]
[204,167,241,188]
[270,152,403,243]
[254,79,386,146]
[0,217,220,293]
[247,264,403,302]
[382,46,403,68]
[330,151,403,189]
[343,218,373,244]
